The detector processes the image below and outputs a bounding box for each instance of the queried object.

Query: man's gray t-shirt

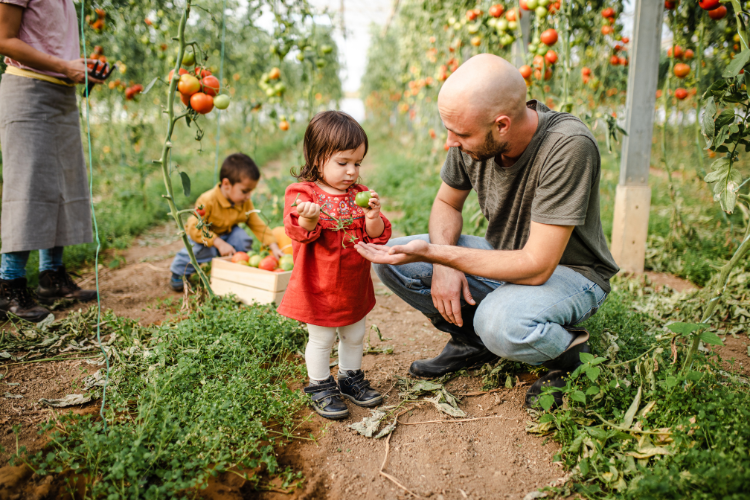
[440,100,619,293]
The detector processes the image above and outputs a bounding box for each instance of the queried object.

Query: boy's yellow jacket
[186,185,276,248]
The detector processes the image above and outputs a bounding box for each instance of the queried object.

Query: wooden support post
[610,0,664,274]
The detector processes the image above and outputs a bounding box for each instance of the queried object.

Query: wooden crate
[210,257,292,305]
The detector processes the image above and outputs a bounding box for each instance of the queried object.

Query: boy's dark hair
[292,111,368,183]
[220,153,260,184]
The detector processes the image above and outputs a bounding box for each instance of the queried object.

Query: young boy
[169,153,284,291]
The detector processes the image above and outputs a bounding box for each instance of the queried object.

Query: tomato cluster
[87,8,106,32]
[230,251,294,273]
[170,51,231,115]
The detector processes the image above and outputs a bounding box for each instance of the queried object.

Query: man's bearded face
[461,128,509,161]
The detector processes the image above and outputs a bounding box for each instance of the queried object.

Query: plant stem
[158,0,214,297]
[730,0,749,51]
[561,0,572,108]
[694,17,706,174]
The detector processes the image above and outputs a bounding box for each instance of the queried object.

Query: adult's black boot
[409,305,499,379]
[37,266,97,305]
[0,278,51,323]
[525,327,590,409]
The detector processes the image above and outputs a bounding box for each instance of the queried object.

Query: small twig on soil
[457,388,505,397]
[398,415,515,425]
[2,355,103,366]
[379,432,422,499]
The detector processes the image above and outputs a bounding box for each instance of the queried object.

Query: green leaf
[687,371,703,381]
[179,172,191,197]
[704,158,730,183]
[586,426,610,440]
[571,391,586,404]
[579,458,590,476]
[665,376,679,389]
[720,188,738,214]
[579,352,595,364]
[667,322,707,336]
[585,366,600,382]
[701,97,716,139]
[539,394,555,412]
[141,77,158,95]
[585,386,600,396]
[622,386,642,428]
[723,49,750,78]
[699,330,724,346]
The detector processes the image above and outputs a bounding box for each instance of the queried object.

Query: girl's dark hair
[291,111,368,182]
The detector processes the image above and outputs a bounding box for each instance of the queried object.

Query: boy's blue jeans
[373,235,608,365]
[1,246,64,280]
[170,225,252,276]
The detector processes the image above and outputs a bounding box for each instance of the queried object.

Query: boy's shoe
[303,376,350,420]
[338,369,383,407]
[0,278,51,322]
[169,273,186,292]
[36,266,97,304]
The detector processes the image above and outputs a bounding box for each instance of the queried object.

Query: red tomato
[231,252,250,264]
[534,68,552,81]
[708,5,727,19]
[684,49,694,60]
[622,37,630,44]
[466,9,478,20]
[195,67,212,78]
[699,0,721,10]
[190,92,214,114]
[540,29,558,46]
[178,74,200,96]
[195,207,206,217]
[581,67,592,76]
[201,75,220,96]
[532,55,545,69]
[675,88,688,100]
[180,92,191,107]
[519,65,532,79]
[505,9,518,21]
[610,55,620,66]
[601,7,615,18]
[664,0,677,9]
[545,50,558,65]
[168,68,188,82]
[601,25,613,36]
[144,18,152,26]
[667,45,684,59]
[619,56,628,66]
[520,0,530,10]
[656,89,663,98]
[489,4,504,17]
[429,128,436,139]
[259,256,278,272]
[444,143,450,151]
[673,63,691,78]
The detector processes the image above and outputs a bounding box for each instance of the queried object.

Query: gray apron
[0,73,92,253]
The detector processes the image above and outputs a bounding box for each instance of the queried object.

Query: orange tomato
[519,65,532,79]
[190,92,214,114]
[673,63,691,78]
[675,88,688,100]
[178,74,200,96]
[201,75,220,96]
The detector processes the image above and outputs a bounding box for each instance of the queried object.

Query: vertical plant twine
[213,0,228,185]
[79,0,109,430]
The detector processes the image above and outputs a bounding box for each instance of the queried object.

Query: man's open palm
[354,240,430,265]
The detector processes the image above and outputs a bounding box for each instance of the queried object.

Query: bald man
[355,54,619,409]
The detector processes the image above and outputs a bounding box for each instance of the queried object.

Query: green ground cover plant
[12,297,308,498]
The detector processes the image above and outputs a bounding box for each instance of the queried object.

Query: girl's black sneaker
[338,369,383,407]
[303,376,349,420]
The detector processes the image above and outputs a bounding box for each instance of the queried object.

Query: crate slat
[211,278,285,305]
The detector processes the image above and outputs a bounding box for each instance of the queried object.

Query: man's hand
[214,238,235,257]
[431,265,475,327]
[355,239,430,265]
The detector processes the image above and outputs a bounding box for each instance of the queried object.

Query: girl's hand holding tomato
[295,201,320,221]
[360,191,382,220]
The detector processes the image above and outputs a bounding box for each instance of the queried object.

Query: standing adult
[356,54,619,409]
[0,0,100,322]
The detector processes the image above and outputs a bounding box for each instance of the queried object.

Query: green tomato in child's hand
[355,191,372,208]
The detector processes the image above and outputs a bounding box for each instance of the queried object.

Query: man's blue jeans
[170,225,252,276]
[373,235,608,365]
[1,247,64,280]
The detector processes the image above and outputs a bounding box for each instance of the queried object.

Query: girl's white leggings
[305,317,367,381]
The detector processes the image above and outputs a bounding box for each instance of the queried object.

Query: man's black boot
[525,327,591,409]
[409,305,499,379]
[0,278,51,323]
[37,266,97,305]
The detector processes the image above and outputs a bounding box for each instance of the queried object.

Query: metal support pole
[610,0,664,273]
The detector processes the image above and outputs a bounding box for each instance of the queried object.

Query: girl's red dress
[277,182,391,327]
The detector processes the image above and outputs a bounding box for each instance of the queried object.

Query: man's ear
[494,115,511,136]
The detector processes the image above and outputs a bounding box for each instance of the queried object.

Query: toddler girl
[277,111,391,420]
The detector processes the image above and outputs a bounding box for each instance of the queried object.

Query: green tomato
[508,21,518,30]
[296,52,305,61]
[500,34,514,46]
[320,44,333,54]
[181,51,195,66]
[538,0,549,6]
[248,255,262,268]
[280,255,294,271]
[535,6,547,17]
[315,59,326,68]
[355,191,372,208]
[453,22,462,30]
[526,0,538,9]
[496,19,509,31]
[214,94,230,109]
[528,43,538,54]
[468,23,479,34]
